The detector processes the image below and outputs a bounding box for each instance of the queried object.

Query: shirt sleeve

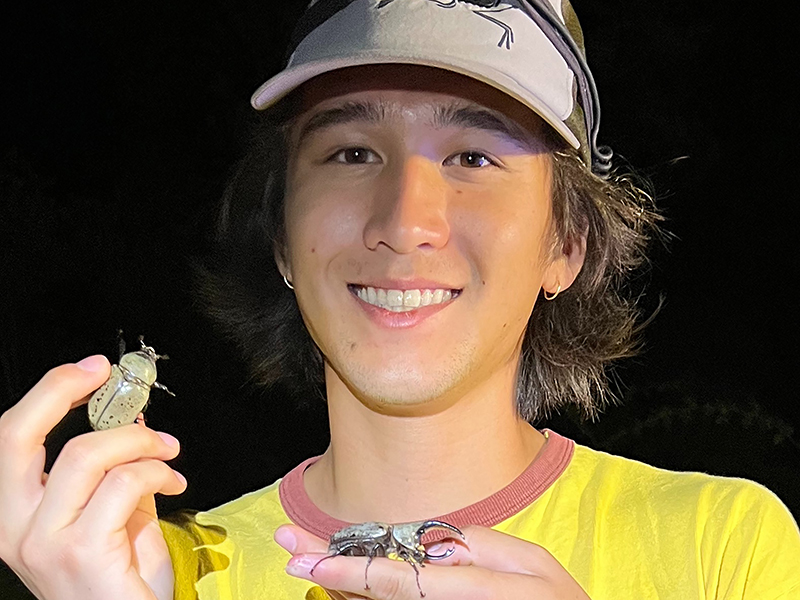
[708,481,800,599]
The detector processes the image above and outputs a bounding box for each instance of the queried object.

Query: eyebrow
[432,104,536,150]
[294,100,537,151]
[295,101,387,146]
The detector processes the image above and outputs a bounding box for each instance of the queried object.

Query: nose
[363,155,450,253]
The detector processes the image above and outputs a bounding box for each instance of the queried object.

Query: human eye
[445,151,499,169]
[327,147,380,165]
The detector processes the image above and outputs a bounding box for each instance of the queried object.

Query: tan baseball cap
[251,0,611,173]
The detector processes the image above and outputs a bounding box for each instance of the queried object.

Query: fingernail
[157,431,180,448]
[173,470,187,486]
[285,555,318,577]
[274,526,297,553]
[426,542,446,555]
[76,355,106,373]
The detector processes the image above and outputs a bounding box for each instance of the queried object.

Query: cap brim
[250,53,580,150]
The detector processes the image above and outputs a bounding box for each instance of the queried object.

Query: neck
[302,363,546,523]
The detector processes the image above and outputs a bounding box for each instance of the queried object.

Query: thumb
[275,524,330,555]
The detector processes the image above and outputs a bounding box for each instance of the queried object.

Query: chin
[332,345,478,414]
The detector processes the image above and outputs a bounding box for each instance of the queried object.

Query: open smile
[347,284,462,313]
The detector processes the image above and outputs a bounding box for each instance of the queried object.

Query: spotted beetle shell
[87,351,157,430]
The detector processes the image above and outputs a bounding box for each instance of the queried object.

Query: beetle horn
[425,544,456,561]
[416,520,465,539]
[415,520,466,561]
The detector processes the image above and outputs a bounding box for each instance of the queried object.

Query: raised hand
[0,356,186,600]
[275,523,591,600]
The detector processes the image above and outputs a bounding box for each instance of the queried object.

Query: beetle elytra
[87,336,174,430]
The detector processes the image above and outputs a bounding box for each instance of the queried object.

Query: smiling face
[279,64,582,414]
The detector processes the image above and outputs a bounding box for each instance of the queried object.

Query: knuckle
[105,459,170,493]
[150,457,173,477]
[17,531,48,572]
[41,364,77,390]
[0,411,23,448]
[59,436,97,469]
[146,429,173,455]
[105,465,139,491]
[54,544,89,573]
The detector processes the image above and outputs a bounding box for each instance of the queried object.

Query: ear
[542,232,587,296]
[274,245,291,281]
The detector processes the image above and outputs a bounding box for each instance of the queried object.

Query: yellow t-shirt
[160,431,800,599]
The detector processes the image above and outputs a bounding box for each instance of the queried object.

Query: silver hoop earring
[283,274,294,290]
[544,284,561,301]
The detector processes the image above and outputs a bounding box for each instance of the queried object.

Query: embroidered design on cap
[376,0,526,50]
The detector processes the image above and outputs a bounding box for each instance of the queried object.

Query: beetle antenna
[117,329,127,359]
[138,337,161,358]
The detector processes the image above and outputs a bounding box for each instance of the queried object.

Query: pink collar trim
[278,429,574,540]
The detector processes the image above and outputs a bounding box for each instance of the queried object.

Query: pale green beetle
[87,336,174,430]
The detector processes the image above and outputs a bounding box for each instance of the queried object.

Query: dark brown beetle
[310,519,465,597]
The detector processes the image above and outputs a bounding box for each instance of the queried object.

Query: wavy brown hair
[197,110,661,422]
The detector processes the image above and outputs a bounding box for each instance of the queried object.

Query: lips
[348,284,461,312]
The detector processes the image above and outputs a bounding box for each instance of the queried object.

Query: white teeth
[354,286,457,311]
[421,289,432,306]
[403,289,421,308]
[386,290,404,307]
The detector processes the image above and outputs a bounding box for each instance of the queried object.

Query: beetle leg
[364,546,378,590]
[311,540,360,577]
[153,381,176,396]
[406,556,425,598]
[309,553,338,577]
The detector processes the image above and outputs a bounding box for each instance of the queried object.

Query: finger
[426,525,553,576]
[2,357,110,444]
[287,553,528,599]
[0,357,110,506]
[274,526,363,600]
[35,425,180,531]
[76,458,186,537]
[274,524,330,555]
[0,357,110,453]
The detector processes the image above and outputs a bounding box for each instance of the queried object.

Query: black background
[1,0,799,594]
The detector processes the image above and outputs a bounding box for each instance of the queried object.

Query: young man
[1,1,798,599]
